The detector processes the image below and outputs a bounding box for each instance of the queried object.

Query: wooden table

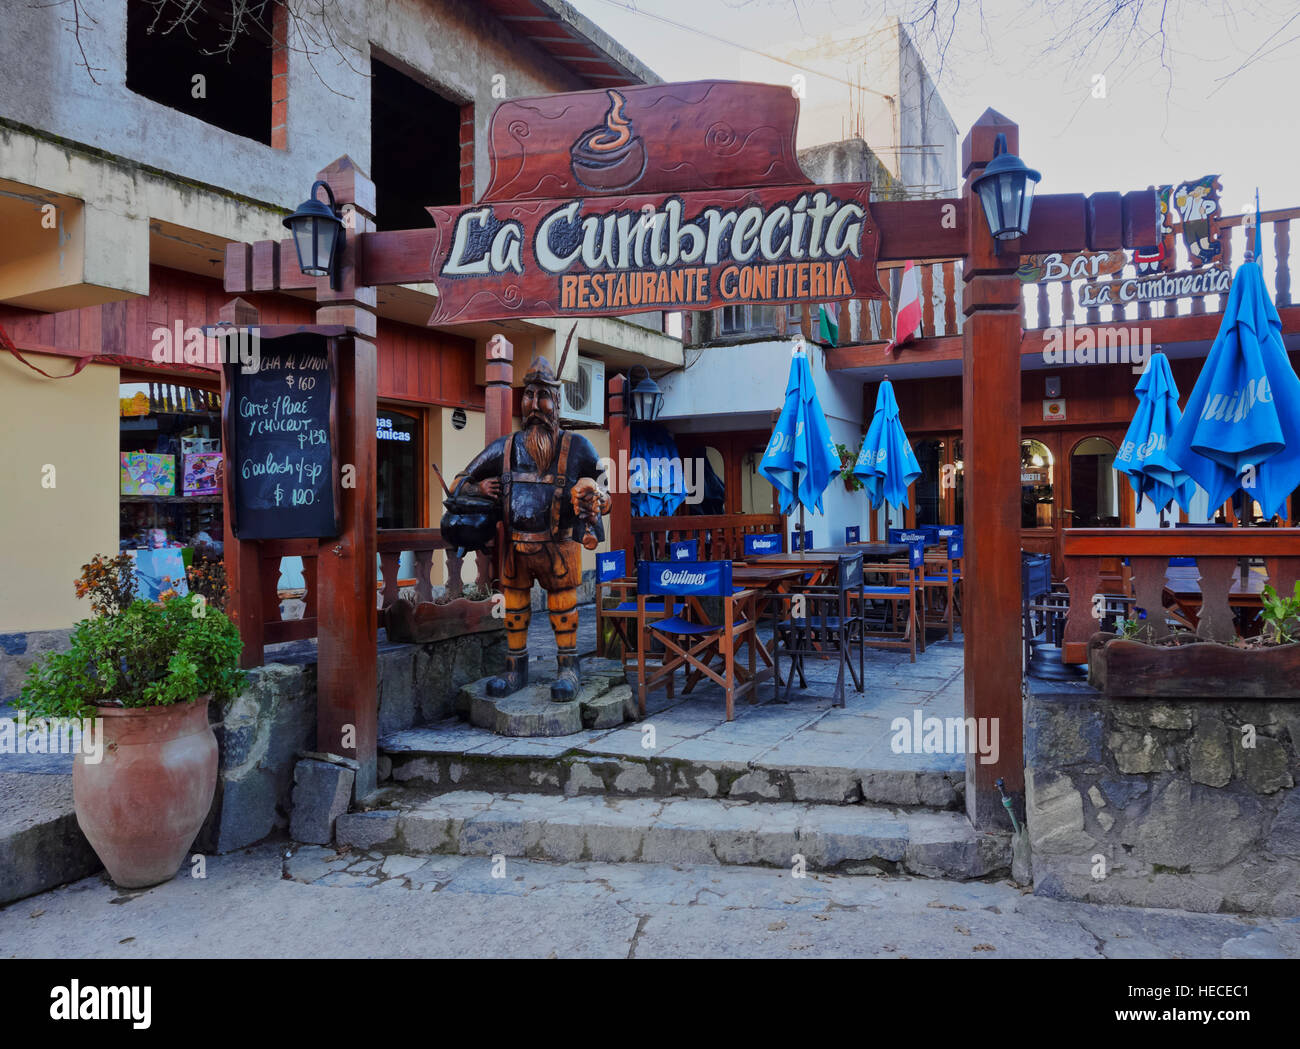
[1163,564,1267,632]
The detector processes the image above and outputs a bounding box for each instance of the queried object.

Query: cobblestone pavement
[2,843,1297,959]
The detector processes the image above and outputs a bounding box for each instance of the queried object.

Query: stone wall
[199,629,505,854]
[1025,678,1299,916]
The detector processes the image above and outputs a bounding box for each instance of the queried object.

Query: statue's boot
[551,650,580,702]
[487,653,529,697]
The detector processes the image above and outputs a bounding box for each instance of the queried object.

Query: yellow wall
[0,355,119,631]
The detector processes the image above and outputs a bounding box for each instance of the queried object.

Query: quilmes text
[890,711,1000,765]
[658,568,707,586]
[0,713,103,763]
[1041,322,1151,373]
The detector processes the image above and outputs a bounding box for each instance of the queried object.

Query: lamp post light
[283,180,345,290]
[628,365,664,422]
[970,133,1041,242]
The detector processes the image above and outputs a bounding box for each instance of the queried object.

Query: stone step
[334,790,1010,880]
[0,772,101,906]
[381,735,964,810]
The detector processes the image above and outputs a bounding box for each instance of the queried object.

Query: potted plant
[836,442,863,493]
[1087,584,1300,699]
[18,554,245,888]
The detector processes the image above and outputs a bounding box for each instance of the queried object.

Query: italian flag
[887,261,922,352]
[818,303,839,346]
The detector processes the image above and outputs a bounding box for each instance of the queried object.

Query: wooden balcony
[631,513,784,562]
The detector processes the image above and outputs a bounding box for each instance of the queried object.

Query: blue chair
[636,560,758,721]
[922,526,964,639]
[856,539,923,661]
[742,532,784,558]
[791,529,814,551]
[594,549,666,673]
[773,552,864,706]
[845,525,861,545]
[669,539,699,561]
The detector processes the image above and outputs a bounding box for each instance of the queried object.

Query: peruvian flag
[887,261,922,352]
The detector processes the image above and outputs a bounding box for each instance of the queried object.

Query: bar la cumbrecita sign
[1078,266,1232,307]
[425,81,884,326]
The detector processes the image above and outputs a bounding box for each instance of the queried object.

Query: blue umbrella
[853,379,921,510]
[1114,351,1197,514]
[758,340,840,519]
[1167,259,1300,520]
[629,422,686,517]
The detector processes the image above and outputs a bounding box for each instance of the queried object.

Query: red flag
[887,261,923,353]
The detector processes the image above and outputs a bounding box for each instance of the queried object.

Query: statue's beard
[524,412,559,470]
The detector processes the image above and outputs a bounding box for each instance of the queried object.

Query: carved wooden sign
[1016,249,1127,283]
[1078,265,1231,307]
[426,81,884,326]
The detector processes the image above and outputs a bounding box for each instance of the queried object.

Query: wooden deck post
[218,297,264,670]
[606,371,632,560]
[961,111,1026,830]
[312,157,379,796]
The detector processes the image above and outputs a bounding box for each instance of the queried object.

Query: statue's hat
[522,354,562,390]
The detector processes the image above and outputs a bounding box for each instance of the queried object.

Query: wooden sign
[1078,265,1231,307]
[1016,249,1127,284]
[425,81,884,326]
[222,332,340,540]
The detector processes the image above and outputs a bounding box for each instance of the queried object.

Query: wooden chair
[921,527,963,641]
[593,549,666,674]
[635,560,758,722]
[669,538,699,562]
[857,538,924,661]
[771,552,865,707]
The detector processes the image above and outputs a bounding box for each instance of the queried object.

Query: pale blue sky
[571,0,1299,219]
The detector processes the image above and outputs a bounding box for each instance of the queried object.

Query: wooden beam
[607,372,632,562]
[961,110,1025,832]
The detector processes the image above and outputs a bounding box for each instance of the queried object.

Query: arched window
[1070,436,1119,527]
[1021,439,1054,528]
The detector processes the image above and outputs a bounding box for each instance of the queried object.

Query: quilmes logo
[600,557,618,575]
[50,981,151,1029]
[659,568,706,586]
[1120,431,1167,464]
[1200,376,1273,425]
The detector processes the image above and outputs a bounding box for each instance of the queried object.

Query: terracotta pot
[73,697,217,889]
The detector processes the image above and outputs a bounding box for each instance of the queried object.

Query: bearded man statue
[452,354,611,700]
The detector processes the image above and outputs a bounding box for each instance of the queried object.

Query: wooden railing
[630,513,784,562]
[1061,528,1300,664]
[692,206,1299,349]
[257,528,488,646]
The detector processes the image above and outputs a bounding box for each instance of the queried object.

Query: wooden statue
[449,331,610,700]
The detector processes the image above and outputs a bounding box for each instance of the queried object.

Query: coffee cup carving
[571,90,646,192]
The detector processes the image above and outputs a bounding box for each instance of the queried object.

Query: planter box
[1088,631,1300,699]
[384,597,501,645]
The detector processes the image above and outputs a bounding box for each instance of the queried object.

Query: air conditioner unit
[561,356,605,426]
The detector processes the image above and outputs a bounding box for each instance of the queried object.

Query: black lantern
[283,180,345,288]
[971,133,1040,241]
[629,365,664,422]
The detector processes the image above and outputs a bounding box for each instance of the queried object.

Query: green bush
[19,594,246,719]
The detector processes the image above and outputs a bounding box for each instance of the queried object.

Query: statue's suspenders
[503,432,574,579]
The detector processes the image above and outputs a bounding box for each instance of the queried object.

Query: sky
[568,0,1300,217]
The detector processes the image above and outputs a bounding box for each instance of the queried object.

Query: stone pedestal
[457,658,634,736]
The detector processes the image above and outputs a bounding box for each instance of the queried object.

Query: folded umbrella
[1114,351,1197,514]
[1167,260,1300,519]
[854,379,921,510]
[758,340,841,517]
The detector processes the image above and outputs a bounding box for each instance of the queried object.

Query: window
[119,379,224,598]
[370,58,465,232]
[376,408,422,529]
[719,304,776,336]
[126,0,276,145]
[1021,439,1055,528]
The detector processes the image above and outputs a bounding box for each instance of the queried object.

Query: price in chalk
[224,333,339,540]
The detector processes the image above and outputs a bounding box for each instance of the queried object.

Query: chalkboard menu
[223,333,340,539]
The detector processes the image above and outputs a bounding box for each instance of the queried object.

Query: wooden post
[312,157,379,797]
[218,297,264,669]
[484,334,515,445]
[961,110,1026,830]
[607,372,632,559]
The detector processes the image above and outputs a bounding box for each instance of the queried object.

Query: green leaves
[1260,580,1300,645]
[18,593,246,718]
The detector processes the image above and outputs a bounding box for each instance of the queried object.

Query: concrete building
[0,0,679,635]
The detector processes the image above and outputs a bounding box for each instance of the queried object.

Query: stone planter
[1088,631,1300,699]
[73,697,217,888]
[384,596,499,644]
